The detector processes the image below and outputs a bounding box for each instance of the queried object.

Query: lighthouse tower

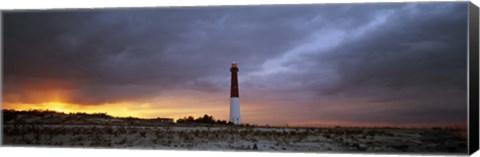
[230,62,241,125]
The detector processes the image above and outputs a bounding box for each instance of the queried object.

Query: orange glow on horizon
[2,101,173,119]
[2,97,234,122]
[2,99,465,128]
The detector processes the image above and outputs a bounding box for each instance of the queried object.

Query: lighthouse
[230,62,241,125]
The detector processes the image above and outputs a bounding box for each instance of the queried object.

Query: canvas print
[1,2,472,154]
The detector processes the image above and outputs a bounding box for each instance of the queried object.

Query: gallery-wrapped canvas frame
[1,1,479,156]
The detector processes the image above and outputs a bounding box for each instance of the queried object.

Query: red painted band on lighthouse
[230,63,239,98]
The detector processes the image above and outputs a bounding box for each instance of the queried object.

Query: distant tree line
[2,109,113,122]
[176,114,231,125]
[3,109,17,122]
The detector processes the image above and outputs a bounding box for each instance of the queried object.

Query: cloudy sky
[3,2,469,127]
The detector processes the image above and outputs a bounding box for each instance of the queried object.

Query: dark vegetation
[3,109,257,127]
[2,109,173,126]
[176,114,230,125]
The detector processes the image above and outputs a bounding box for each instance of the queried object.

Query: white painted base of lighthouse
[230,97,241,125]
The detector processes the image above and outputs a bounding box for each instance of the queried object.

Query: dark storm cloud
[3,2,469,125]
[268,2,468,124]
[3,6,315,104]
